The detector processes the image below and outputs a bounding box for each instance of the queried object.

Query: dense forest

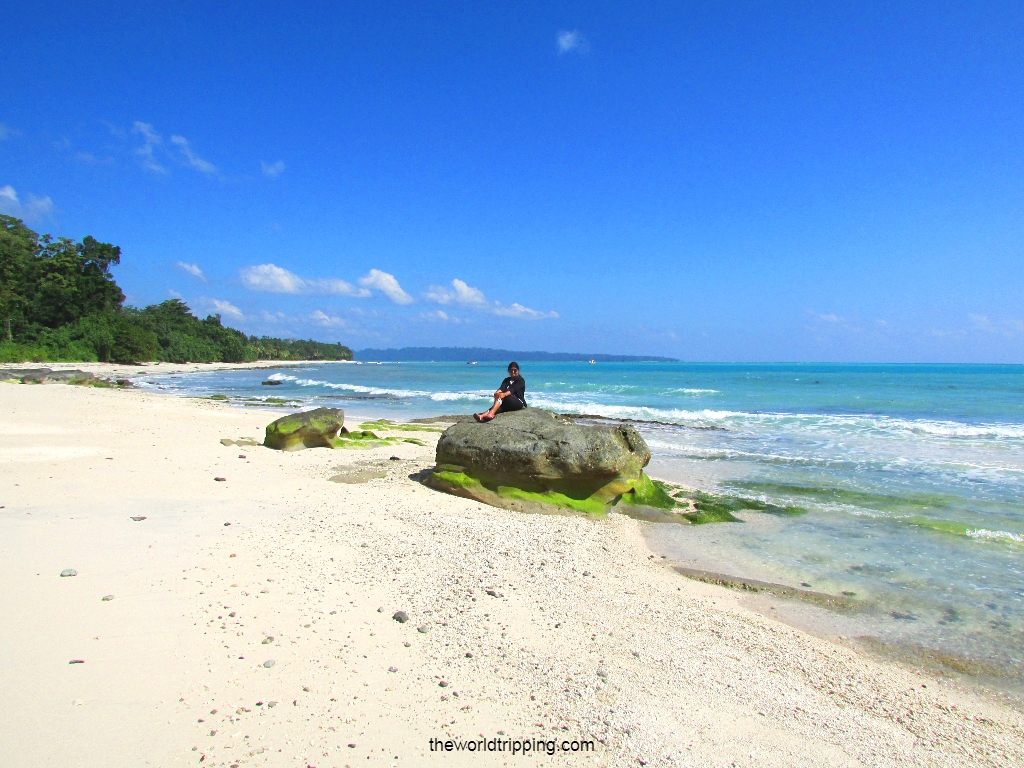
[0,215,351,364]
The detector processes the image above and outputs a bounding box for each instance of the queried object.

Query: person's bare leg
[475,396,502,421]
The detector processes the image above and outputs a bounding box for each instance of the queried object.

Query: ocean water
[139,362,1024,692]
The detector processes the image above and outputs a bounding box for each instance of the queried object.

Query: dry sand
[1,376,1022,767]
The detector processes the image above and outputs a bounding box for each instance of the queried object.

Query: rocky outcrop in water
[424,408,673,513]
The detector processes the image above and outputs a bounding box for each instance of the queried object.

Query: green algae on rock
[264,407,346,450]
[359,419,444,433]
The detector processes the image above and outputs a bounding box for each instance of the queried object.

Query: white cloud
[310,310,346,327]
[557,30,584,53]
[260,310,286,323]
[170,135,218,176]
[358,269,414,304]
[176,261,206,281]
[239,263,370,297]
[240,263,306,293]
[424,277,557,320]
[424,278,488,306]
[0,185,54,223]
[210,299,243,320]
[261,160,286,178]
[132,121,166,173]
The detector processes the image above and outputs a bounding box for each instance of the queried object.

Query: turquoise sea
[140,361,1024,694]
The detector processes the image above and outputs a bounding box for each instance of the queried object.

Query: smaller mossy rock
[264,407,345,451]
[619,475,676,510]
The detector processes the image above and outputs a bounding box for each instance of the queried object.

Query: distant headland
[354,346,679,363]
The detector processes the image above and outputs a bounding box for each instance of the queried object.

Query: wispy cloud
[809,311,841,324]
[310,309,346,327]
[0,123,15,141]
[210,299,243,320]
[358,269,414,304]
[424,278,558,320]
[557,30,584,53]
[970,313,1024,337]
[492,302,559,320]
[132,121,166,173]
[0,185,54,223]
[260,310,286,323]
[170,135,218,176]
[261,160,286,178]
[239,263,371,297]
[175,261,206,281]
[420,310,461,324]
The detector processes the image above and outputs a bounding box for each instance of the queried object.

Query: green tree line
[0,215,352,364]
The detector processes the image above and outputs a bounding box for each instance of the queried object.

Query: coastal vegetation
[0,215,351,364]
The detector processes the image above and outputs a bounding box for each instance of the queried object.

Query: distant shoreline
[355,346,679,363]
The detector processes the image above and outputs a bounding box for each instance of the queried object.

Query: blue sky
[2,2,1023,362]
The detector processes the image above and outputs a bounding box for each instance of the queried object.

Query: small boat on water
[467,361,477,365]
[588,360,596,364]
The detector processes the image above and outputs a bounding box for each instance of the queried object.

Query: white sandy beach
[1,373,1022,767]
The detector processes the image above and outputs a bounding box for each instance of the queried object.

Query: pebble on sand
[392,611,409,623]
[101,595,114,601]
[417,625,430,634]
[69,659,85,664]
[60,569,77,577]
[214,477,226,482]
[262,636,275,644]
[130,516,147,521]
[263,660,275,668]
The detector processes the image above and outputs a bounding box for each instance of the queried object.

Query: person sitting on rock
[474,362,526,422]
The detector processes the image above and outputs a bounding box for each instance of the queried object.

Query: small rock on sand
[102,595,114,601]
[392,611,409,623]
[262,636,274,644]
[130,516,147,521]
[60,569,77,577]
[263,660,275,668]
[214,477,226,482]
[69,659,85,664]
[417,625,430,634]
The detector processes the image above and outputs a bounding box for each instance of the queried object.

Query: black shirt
[499,375,526,406]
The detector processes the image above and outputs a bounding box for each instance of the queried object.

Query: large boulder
[425,409,673,514]
[264,407,345,450]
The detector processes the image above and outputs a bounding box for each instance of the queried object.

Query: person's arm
[510,377,526,403]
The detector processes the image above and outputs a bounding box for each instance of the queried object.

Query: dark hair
[507,361,519,372]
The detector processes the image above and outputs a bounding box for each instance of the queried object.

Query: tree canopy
[0,215,351,364]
